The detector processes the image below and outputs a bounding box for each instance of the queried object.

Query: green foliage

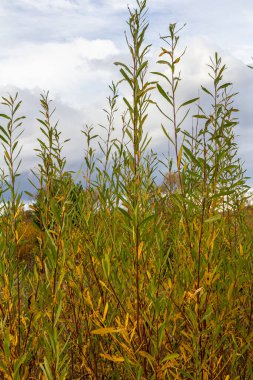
[0,1,252,379]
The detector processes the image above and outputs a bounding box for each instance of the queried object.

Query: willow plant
[115,0,155,337]
[0,94,27,377]
[153,18,252,378]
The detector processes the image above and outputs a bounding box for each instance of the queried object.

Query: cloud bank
[0,0,252,191]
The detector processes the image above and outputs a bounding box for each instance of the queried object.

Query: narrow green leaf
[204,214,221,223]
[178,97,199,110]
[120,68,133,88]
[157,84,172,105]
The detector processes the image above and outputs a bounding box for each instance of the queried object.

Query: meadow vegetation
[0,1,252,379]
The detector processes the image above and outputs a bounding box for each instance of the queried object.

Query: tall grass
[0,1,252,379]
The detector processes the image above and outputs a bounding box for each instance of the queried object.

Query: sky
[1,0,253,194]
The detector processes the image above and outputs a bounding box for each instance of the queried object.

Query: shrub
[0,1,252,379]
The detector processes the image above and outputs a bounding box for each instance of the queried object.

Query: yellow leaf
[130,323,137,342]
[99,280,111,293]
[139,350,155,362]
[2,286,9,301]
[23,367,29,379]
[159,48,170,57]
[100,353,124,362]
[125,313,129,328]
[161,353,179,362]
[102,302,109,322]
[21,316,27,331]
[177,144,183,170]
[138,241,144,260]
[10,333,18,346]
[85,290,93,308]
[97,297,102,311]
[91,327,123,335]
[76,265,83,278]
[194,287,203,296]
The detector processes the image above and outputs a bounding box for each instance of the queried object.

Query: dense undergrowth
[0,1,252,379]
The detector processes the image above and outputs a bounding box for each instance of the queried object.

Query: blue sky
[0,0,253,189]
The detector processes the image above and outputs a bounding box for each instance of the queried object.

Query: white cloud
[0,38,119,108]
[9,0,81,11]
[104,0,193,9]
